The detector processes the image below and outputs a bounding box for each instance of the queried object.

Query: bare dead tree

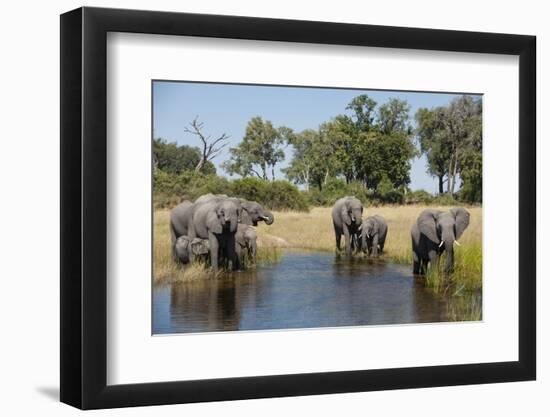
[184,116,230,172]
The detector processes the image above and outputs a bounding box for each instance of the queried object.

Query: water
[153,251,480,334]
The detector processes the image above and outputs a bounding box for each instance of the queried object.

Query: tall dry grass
[154,205,482,291]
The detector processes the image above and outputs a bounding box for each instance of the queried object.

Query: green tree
[153,138,216,175]
[415,95,482,199]
[284,124,348,190]
[344,95,415,190]
[284,94,416,193]
[377,98,412,135]
[458,98,483,202]
[346,94,377,131]
[223,116,289,180]
[415,107,450,194]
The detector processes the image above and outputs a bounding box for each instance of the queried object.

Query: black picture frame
[60,6,536,410]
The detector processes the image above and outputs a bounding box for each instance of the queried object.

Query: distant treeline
[153,93,482,210]
[154,170,472,211]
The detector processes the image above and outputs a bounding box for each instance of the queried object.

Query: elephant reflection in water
[169,274,259,332]
[170,281,240,331]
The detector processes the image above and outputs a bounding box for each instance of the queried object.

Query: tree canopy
[284,94,417,197]
[223,116,290,181]
[153,138,216,175]
[415,95,482,202]
[154,93,483,206]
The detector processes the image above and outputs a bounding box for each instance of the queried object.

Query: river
[153,250,480,334]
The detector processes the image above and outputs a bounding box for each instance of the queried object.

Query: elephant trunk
[228,217,238,233]
[442,233,455,273]
[263,211,274,225]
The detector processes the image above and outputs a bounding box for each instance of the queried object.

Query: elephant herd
[170,194,274,271]
[332,196,470,274]
[332,196,388,258]
[169,193,471,275]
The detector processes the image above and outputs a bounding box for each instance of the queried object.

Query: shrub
[153,170,308,211]
[431,193,459,206]
[153,170,231,208]
[304,179,374,207]
[231,177,308,211]
[375,175,404,204]
[405,189,434,205]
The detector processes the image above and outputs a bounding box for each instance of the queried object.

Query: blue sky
[153,81,480,193]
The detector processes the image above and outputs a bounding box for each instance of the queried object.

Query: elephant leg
[335,228,342,252]
[226,234,237,271]
[208,233,219,271]
[343,226,351,257]
[235,244,244,270]
[412,250,420,274]
[372,235,379,257]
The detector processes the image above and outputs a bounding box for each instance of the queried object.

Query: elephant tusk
[439,241,444,248]
[454,240,461,246]
[261,216,269,221]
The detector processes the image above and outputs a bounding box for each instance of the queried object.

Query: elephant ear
[341,203,352,226]
[207,209,223,234]
[178,236,190,249]
[451,207,470,239]
[417,210,441,244]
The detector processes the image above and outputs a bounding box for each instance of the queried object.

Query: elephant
[174,236,210,264]
[411,207,470,275]
[331,196,364,256]
[235,223,258,270]
[238,199,274,226]
[169,200,195,258]
[187,199,240,270]
[360,215,388,257]
[194,194,274,227]
[194,193,229,204]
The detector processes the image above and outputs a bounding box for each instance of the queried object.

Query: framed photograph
[60,6,536,409]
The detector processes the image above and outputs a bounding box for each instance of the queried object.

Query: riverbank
[255,205,482,292]
[153,205,482,291]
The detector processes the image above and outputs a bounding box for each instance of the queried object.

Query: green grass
[446,293,483,321]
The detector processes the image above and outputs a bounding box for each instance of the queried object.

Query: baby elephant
[360,215,388,257]
[235,224,258,270]
[174,236,210,264]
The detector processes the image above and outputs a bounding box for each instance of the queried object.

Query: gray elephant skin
[235,224,257,270]
[174,236,210,264]
[195,193,274,226]
[169,200,194,257]
[331,196,364,256]
[361,215,388,257]
[411,207,470,274]
[187,199,240,270]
